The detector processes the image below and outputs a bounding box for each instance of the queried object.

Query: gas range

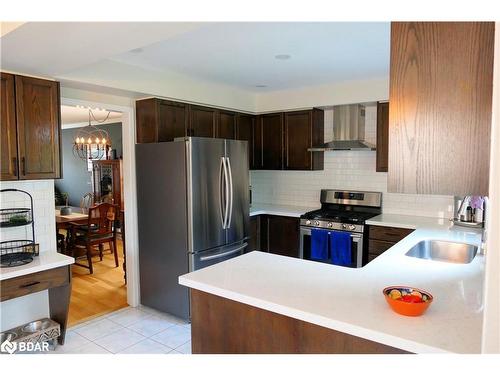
[300,190,382,233]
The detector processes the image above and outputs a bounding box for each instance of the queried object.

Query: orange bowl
[383,286,433,317]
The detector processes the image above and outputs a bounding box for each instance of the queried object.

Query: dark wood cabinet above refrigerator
[135,98,324,171]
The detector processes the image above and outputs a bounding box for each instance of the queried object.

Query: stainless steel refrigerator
[136,137,249,319]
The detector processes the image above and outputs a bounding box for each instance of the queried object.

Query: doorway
[56,98,138,326]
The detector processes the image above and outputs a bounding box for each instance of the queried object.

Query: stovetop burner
[301,209,378,224]
[300,190,382,230]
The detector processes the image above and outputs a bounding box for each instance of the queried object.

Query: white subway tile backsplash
[0,180,56,253]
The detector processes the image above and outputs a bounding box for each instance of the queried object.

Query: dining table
[55,206,88,254]
[55,206,88,225]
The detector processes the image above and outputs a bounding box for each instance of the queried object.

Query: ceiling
[111,23,390,91]
[1,22,390,92]
[61,105,122,127]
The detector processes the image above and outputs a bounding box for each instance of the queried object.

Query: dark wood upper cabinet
[236,114,256,168]
[216,110,236,139]
[284,109,324,170]
[388,22,494,195]
[260,215,299,258]
[259,113,284,170]
[189,105,216,138]
[158,100,188,141]
[2,74,61,181]
[253,115,263,169]
[376,101,389,173]
[136,98,158,143]
[136,98,188,143]
[1,73,18,180]
[15,76,61,179]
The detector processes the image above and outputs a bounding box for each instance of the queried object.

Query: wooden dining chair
[80,192,95,214]
[68,202,119,274]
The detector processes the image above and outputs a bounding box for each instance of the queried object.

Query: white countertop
[249,203,318,218]
[0,252,74,281]
[366,214,454,230]
[179,224,485,353]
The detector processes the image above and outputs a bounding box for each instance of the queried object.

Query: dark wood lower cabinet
[260,215,300,258]
[190,289,408,354]
[366,225,414,263]
[247,215,260,252]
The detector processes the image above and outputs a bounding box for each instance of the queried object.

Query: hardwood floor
[68,239,128,327]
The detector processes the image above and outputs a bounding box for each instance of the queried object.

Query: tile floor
[52,305,192,354]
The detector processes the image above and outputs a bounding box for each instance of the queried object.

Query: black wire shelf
[0,208,33,228]
[0,189,38,268]
[0,240,39,268]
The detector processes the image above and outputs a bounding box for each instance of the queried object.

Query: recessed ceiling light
[130,48,143,53]
[255,85,267,88]
[275,54,291,60]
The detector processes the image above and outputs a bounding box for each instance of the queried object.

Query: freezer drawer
[190,241,247,271]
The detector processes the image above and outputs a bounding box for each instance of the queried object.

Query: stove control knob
[342,224,356,230]
[327,222,333,228]
[305,220,311,225]
[314,220,320,226]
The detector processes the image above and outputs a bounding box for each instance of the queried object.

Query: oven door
[299,226,363,268]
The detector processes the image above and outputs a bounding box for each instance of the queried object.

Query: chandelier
[73,108,112,161]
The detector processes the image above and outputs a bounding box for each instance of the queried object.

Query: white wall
[255,77,389,113]
[481,22,500,354]
[0,180,56,331]
[251,104,454,218]
[58,59,257,113]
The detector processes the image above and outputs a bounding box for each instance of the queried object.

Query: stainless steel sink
[405,240,478,264]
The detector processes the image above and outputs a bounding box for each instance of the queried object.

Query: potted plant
[59,193,72,215]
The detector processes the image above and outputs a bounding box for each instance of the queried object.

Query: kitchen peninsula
[179,219,484,354]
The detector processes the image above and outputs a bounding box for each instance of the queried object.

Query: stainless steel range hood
[309,103,376,151]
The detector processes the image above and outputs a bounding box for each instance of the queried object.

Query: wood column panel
[190,289,408,354]
[388,22,494,195]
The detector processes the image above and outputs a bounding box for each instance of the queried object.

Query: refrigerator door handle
[199,243,248,261]
[226,156,234,229]
[222,156,230,229]
[219,156,226,229]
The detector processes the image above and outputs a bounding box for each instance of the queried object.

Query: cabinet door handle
[20,281,40,288]
[12,157,18,177]
[21,157,26,175]
[267,218,270,252]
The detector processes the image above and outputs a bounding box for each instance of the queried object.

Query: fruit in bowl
[383,286,433,317]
